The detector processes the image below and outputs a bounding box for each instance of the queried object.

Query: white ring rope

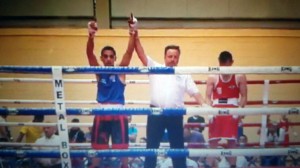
[0,78,149,84]
[0,122,147,127]
[0,99,150,105]
[174,66,300,74]
[1,99,300,105]
[1,77,300,84]
[0,142,194,148]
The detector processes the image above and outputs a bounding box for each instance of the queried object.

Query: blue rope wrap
[0,149,189,158]
[0,107,187,115]
[0,66,175,74]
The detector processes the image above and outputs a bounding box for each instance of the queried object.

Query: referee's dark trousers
[144,114,186,168]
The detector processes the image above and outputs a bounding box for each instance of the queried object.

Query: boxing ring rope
[1,99,300,106]
[1,77,300,84]
[2,141,300,149]
[0,65,300,74]
[0,148,299,158]
[1,77,299,105]
[0,107,299,116]
[1,66,300,167]
[1,121,300,128]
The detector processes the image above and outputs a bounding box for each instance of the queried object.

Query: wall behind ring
[0,28,299,143]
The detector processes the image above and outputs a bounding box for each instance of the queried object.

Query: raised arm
[86,21,100,66]
[238,75,248,107]
[135,35,148,66]
[118,15,136,66]
[205,76,215,106]
[132,16,147,66]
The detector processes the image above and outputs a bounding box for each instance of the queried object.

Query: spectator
[187,115,205,133]
[184,127,205,144]
[184,127,206,165]
[236,134,250,168]
[160,157,198,168]
[69,118,85,168]
[85,126,92,143]
[279,115,290,146]
[0,115,12,142]
[260,121,286,166]
[69,118,86,143]
[34,125,60,168]
[16,115,44,143]
[128,115,138,143]
[237,116,245,139]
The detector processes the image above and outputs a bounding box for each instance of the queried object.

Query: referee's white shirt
[147,56,199,108]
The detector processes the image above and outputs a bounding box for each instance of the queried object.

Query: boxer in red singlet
[206,51,247,167]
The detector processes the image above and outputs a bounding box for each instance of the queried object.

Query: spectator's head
[43,125,57,139]
[71,118,80,130]
[33,115,44,122]
[187,115,205,133]
[238,134,248,147]
[100,46,117,66]
[268,121,279,133]
[72,118,79,123]
[164,45,180,67]
[1,114,8,119]
[218,51,233,66]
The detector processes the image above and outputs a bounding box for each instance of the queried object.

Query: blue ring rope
[0,107,186,115]
[0,149,188,158]
[1,148,298,158]
[0,66,175,74]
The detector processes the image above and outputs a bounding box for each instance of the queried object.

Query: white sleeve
[146,56,161,67]
[185,75,199,96]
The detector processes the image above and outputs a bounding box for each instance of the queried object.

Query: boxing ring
[0,65,300,167]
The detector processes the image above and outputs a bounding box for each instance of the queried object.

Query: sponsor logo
[221,150,232,156]
[80,108,91,115]
[281,66,292,72]
[65,68,75,72]
[87,150,97,157]
[9,108,18,115]
[208,67,220,72]
[151,108,163,115]
[288,148,298,155]
[288,108,299,114]
[218,109,230,115]
[16,150,26,157]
